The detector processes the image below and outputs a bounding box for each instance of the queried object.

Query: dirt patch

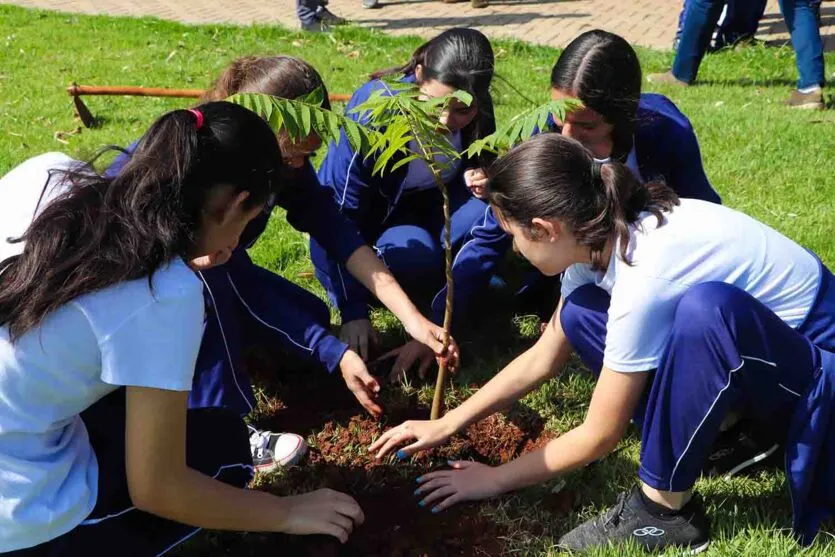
[238,356,572,556]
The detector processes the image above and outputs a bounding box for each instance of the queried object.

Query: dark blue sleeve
[104,140,140,178]
[429,207,511,328]
[280,161,365,264]
[662,119,721,204]
[228,250,348,373]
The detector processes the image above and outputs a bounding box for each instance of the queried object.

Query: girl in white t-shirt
[370,133,835,553]
[0,102,363,555]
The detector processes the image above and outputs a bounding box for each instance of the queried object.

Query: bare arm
[494,367,650,492]
[370,302,573,458]
[414,366,651,511]
[125,387,363,540]
[443,301,573,432]
[344,246,453,359]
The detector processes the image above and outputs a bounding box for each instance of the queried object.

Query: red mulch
[230,353,576,556]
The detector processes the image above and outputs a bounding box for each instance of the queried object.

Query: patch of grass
[3,4,835,555]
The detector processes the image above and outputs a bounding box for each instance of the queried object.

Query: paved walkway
[6,0,835,51]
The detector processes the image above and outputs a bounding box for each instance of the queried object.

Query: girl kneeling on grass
[315,28,505,381]
[0,102,363,555]
[372,133,835,553]
[107,56,456,470]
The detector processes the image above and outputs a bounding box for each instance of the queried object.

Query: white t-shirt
[0,158,205,551]
[0,152,79,262]
[402,131,463,191]
[561,199,820,373]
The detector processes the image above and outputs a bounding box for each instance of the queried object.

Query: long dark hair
[550,30,642,161]
[0,101,283,339]
[487,133,678,270]
[201,54,331,110]
[371,27,496,146]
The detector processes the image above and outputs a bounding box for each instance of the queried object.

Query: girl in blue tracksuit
[514,29,721,316]
[314,28,505,380]
[371,132,835,554]
[107,56,456,461]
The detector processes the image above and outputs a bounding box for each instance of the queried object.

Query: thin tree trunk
[430,172,453,420]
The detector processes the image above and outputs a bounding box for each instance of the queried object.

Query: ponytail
[0,101,282,340]
[487,133,678,270]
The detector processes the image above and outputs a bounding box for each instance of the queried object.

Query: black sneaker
[702,422,780,479]
[559,486,710,554]
[316,7,347,25]
[301,19,328,32]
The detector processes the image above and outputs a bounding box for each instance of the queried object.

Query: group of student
[1,25,834,556]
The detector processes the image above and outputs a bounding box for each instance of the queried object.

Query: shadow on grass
[360,11,588,34]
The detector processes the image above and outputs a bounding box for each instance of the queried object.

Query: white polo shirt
[0,152,79,262]
[561,199,821,373]
[0,155,205,551]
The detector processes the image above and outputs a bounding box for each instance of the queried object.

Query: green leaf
[300,105,312,136]
[300,85,325,107]
[389,153,420,173]
[451,90,473,106]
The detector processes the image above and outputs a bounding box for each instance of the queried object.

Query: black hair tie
[590,160,604,183]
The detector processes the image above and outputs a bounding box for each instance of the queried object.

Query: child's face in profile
[550,88,615,160]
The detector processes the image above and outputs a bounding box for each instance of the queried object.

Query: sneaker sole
[662,541,710,557]
[788,103,825,110]
[723,443,779,479]
[253,437,308,474]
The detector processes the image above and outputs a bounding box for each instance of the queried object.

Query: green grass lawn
[3,4,835,555]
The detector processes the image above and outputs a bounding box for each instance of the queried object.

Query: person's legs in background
[296,0,346,32]
[673,0,726,83]
[780,0,827,109]
[715,0,767,49]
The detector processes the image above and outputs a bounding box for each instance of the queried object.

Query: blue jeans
[676,0,767,49]
[297,0,326,25]
[673,0,824,89]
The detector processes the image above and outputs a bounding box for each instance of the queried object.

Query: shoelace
[602,491,631,531]
[249,429,272,457]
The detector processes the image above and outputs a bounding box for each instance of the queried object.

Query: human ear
[530,217,559,242]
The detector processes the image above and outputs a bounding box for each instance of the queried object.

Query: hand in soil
[339,319,379,361]
[339,350,382,418]
[370,417,454,459]
[376,340,435,384]
[414,460,503,512]
[277,488,365,544]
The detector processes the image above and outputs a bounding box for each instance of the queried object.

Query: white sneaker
[248,426,307,473]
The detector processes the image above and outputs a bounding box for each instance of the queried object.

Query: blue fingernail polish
[416,476,423,483]
[419,501,426,508]
[413,488,421,496]
[396,450,407,460]
[447,460,455,466]
[431,507,440,514]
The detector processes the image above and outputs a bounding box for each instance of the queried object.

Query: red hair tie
[187,108,204,130]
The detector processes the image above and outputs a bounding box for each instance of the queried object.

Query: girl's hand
[400,318,461,379]
[339,350,383,418]
[278,488,365,543]
[370,418,454,459]
[414,461,503,512]
[464,168,488,199]
[340,319,379,361]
